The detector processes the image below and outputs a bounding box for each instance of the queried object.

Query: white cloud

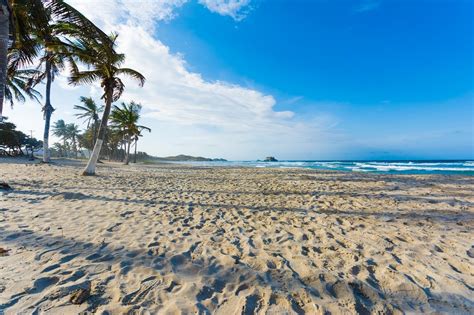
[66,0,252,31]
[110,25,339,158]
[198,0,252,21]
[66,0,188,31]
[54,0,340,159]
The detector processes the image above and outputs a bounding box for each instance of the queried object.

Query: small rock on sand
[467,247,474,258]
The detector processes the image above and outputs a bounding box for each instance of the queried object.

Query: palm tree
[0,1,12,120]
[52,119,67,156]
[0,0,109,120]
[65,33,145,175]
[28,39,67,163]
[27,3,106,163]
[52,141,65,157]
[74,96,103,149]
[65,122,80,158]
[1,0,48,120]
[110,101,150,165]
[103,127,123,161]
[132,126,150,163]
[4,52,41,107]
[0,0,109,162]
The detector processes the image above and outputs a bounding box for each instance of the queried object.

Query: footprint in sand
[165,280,182,293]
[243,294,262,315]
[58,270,86,285]
[41,263,61,273]
[122,277,161,305]
[106,222,122,232]
[26,276,59,294]
[59,253,80,264]
[196,286,214,301]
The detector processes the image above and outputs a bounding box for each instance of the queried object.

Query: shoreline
[0,160,473,313]
[1,156,473,176]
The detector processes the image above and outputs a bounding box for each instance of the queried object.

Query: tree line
[0,0,148,175]
[0,120,42,157]
[50,98,150,164]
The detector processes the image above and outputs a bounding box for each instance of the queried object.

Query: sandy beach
[0,160,473,314]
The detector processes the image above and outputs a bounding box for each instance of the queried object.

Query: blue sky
[6,0,473,159]
[160,0,472,104]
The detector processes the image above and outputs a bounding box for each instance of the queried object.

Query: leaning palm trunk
[82,89,112,175]
[120,140,124,161]
[72,135,77,158]
[133,138,137,163]
[42,59,54,162]
[124,135,131,165]
[63,139,67,157]
[92,120,98,149]
[0,3,9,120]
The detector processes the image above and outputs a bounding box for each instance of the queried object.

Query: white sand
[0,160,473,314]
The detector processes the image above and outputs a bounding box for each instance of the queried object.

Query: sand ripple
[0,162,473,314]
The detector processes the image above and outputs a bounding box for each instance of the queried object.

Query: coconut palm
[52,141,65,157]
[110,101,150,165]
[28,39,67,162]
[103,127,124,161]
[0,0,109,120]
[0,1,12,120]
[1,0,48,120]
[1,0,108,163]
[27,5,106,163]
[65,33,145,175]
[132,126,150,163]
[73,96,103,149]
[52,119,67,155]
[4,52,41,106]
[65,122,80,158]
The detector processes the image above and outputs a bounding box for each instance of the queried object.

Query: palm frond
[68,70,101,86]
[47,0,111,44]
[4,52,43,106]
[116,68,146,87]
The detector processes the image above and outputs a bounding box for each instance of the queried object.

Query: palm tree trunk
[92,120,97,149]
[133,138,137,163]
[82,88,112,175]
[0,2,9,121]
[124,135,131,165]
[73,135,77,158]
[42,59,54,163]
[123,140,127,161]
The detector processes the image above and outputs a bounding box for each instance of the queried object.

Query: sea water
[176,160,474,175]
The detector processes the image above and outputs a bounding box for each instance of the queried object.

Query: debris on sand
[70,287,91,304]
[0,182,12,191]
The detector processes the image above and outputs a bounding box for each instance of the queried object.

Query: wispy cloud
[66,0,252,30]
[198,0,252,21]
[355,0,380,13]
[281,96,304,105]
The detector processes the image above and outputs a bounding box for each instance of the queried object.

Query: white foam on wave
[352,163,474,172]
[179,160,474,173]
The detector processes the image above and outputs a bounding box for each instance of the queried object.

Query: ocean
[176,160,474,175]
